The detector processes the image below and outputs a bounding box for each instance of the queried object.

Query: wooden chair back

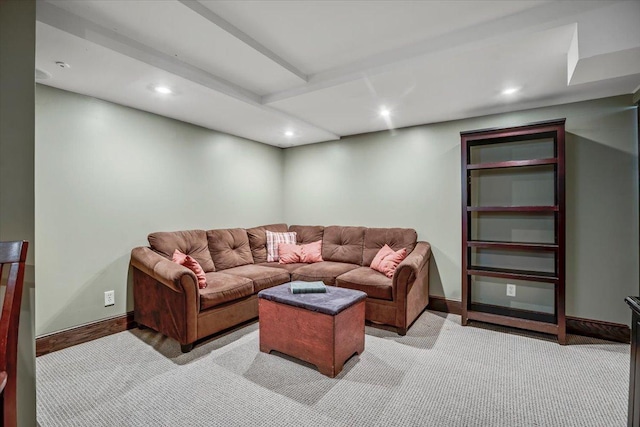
[0,241,28,427]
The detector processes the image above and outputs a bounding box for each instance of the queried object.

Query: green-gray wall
[35,85,284,336]
[0,0,36,425]
[35,87,638,333]
[284,95,639,325]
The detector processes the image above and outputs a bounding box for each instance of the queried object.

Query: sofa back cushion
[321,226,366,265]
[289,225,324,244]
[362,227,417,266]
[206,228,254,271]
[246,223,288,264]
[148,230,215,272]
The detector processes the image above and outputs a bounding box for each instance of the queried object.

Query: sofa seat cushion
[200,273,253,311]
[222,264,291,292]
[258,262,307,273]
[291,261,359,286]
[336,267,393,301]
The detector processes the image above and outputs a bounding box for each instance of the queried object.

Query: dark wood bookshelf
[461,118,566,344]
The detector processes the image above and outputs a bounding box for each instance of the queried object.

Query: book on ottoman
[289,281,327,294]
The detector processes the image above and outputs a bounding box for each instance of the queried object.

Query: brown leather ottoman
[258,282,367,378]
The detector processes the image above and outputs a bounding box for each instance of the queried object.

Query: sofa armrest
[393,242,431,291]
[131,246,198,294]
[131,247,200,345]
[391,241,431,333]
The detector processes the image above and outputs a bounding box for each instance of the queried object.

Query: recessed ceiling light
[55,61,70,69]
[154,86,172,95]
[501,87,520,96]
[380,108,390,117]
[285,130,294,137]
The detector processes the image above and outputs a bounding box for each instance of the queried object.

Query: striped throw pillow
[266,230,297,262]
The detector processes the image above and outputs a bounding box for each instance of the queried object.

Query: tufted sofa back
[245,223,288,263]
[288,225,324,244]
[148,229,215,272]
[148,225,419,272]
[362,228,417,266]
[206,228,254,271]
[321,226,366,265]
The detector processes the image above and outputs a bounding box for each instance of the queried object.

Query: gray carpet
[36,311,630,426]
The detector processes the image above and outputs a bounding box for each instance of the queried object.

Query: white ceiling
[35,0,640,148]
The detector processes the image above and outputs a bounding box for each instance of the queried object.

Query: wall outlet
[506,284,516,297]
[104,290,115,307]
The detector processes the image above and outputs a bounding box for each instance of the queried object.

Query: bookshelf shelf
[467,206,558,212]
[467,157,557,170]
[467,241,558,251]
[467,266,558,283]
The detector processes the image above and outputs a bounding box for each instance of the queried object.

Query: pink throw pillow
[172,249,207,289]
[300,240,323,263]
[370,245,395,270]
[278,243,302,264]
[370,244,407,278]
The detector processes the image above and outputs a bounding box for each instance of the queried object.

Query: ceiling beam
[262,1,618,105]
[36,1,339,141]
[37,1,262,105]
[178,0,307,83]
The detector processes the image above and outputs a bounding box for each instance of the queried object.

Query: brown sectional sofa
[131,224,431,352]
